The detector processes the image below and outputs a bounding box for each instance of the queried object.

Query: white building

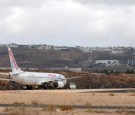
[111,50,123,54]
[8,43,18,48]
[38,45,53,50]
[95,60,120,66]
[53,46,69,51]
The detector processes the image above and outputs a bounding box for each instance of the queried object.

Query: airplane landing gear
[23,85,33,90]
[43,83,48,89]
[43,82,55,89]
[54,82,58,88]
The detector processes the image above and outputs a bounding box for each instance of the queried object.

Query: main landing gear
[23,85,33,90]
[43,82,58,89]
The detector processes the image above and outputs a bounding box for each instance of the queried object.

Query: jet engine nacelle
[56,81,64,88]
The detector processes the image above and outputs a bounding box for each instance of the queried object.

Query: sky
[0,0,135,47]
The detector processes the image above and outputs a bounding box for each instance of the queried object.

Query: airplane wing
[39,76,82,84]
[0,78,15,81]
[63,76,82,80]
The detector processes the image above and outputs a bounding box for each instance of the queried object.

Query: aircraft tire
[43,83,48,89]
[25,85,33,90]
[54,82,58,88]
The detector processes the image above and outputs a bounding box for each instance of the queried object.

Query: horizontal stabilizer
[0,73,9,76]
[0,78,15,81]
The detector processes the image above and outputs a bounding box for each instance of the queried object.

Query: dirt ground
[0,90,135,115]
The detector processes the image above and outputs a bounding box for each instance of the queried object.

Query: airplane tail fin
[8,47,23,74]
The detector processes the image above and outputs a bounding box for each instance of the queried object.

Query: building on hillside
[111,50,123,54]
[53,46,69,51]
[95,60,120,66]
[0,44,7,47]
[39,45,54,50]
[8,43,18,48]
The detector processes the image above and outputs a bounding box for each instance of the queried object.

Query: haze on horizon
[0,0,135,47]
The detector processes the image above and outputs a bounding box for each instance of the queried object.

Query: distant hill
[0,47,134,72]
[0,47,85,68]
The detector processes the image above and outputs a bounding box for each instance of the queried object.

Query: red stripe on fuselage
[48,74,56,77]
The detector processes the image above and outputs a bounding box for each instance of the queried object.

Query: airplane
[0,47,81,90]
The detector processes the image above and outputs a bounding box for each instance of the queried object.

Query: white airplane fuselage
[10,72,67,86]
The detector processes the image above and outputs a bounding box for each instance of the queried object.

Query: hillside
[0,47,84,68]
[0,47,134,72]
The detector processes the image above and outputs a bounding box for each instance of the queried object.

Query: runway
[2,88,134,93]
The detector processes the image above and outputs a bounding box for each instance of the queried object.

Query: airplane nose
[61,75,65,79]
[61,75,67,84]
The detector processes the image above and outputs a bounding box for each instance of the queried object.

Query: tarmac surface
[0,88,135,115]
[6,88,135,93]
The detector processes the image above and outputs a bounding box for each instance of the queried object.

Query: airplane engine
[55,81,64,88]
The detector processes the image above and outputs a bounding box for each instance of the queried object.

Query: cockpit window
[57,75,62,81]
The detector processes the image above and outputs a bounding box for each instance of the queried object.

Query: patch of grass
[116,109,135,115]
[42,104,56,111]
[85,102,92,112]
[13,102,26,106]
[31,101,39,106]
[109,93,115,96]
[9,107,40,115]
[10,107,26,115]
[91,109,110,114]
[60,105,74,111]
